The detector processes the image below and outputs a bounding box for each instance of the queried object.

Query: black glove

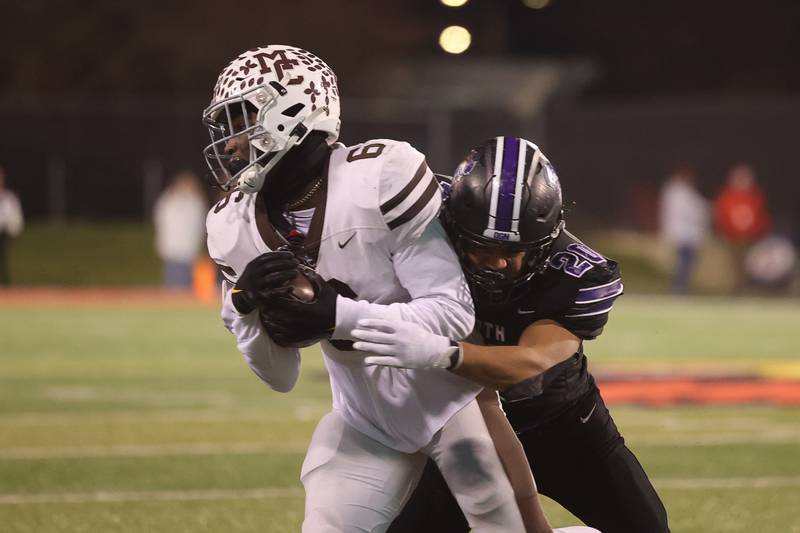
[231,251,300,314]
[259,266,339,348]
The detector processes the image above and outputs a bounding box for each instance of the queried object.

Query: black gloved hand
[232,251,300,314]
[259,266,339,348]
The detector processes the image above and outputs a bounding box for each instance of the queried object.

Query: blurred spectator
[659,166,709,293]
[714,163,770,242]
[153,171,208,289]
[0,166,24,286]
[714,163,771,289]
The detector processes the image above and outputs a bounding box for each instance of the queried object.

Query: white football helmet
[202,45,341,193]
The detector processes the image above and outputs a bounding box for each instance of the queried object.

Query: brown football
[289,271,316,302]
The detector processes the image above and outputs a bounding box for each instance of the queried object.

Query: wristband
[446,340,463,370]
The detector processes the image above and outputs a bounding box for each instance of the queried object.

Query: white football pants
[301,399,525,533]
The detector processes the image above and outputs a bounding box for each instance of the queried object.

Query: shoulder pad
[547,231,618,281]
[544,233,623,338]
[205,191,253,282]
[569,264,623,315]
[367,140,441,244]
[206,191,248,238]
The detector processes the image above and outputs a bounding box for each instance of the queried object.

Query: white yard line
[0,442,307,460]
[2,477,799,505]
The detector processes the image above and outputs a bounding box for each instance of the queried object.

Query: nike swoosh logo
[517,307,536,315]
[579,402,597,424]
[338,232,356,249]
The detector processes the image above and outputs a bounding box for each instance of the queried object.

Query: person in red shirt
[715,163,770,242]
[714,163,771,287]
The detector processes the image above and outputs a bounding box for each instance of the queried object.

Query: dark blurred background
[0,0,797,291]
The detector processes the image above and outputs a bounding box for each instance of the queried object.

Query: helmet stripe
[495,136,520,232]
[526,140,543,184]
[510,140,527,232]
[486,136,504,231]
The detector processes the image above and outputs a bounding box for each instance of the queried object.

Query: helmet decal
[454,157,476,179]
[213,47,339,116]
[485,136,527,241]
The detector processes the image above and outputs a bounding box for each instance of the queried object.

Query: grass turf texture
[1,297,799,532]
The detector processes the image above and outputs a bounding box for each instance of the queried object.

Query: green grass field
[1,295,799,532]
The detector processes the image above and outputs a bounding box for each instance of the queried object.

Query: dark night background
[1,0,798,229]
[4,1,798,97]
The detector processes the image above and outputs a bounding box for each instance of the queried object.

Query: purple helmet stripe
[495,137,520,231]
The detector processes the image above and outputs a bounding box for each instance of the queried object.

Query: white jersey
[207,139,482,452]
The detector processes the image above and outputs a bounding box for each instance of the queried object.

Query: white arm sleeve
[220,279,301,393]
[333,218,474,341]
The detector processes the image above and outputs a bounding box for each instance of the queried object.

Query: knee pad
[440,437,515,516]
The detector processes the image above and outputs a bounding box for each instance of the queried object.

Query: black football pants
[388,386,670,533]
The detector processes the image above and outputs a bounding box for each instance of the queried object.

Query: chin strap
[237,106,330,194]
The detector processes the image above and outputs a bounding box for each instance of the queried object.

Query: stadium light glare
[439,25,472,54]
[440,0,469,6]
[522,0,551,8]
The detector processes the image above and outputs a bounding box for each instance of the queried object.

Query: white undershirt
[287,207,315,236]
